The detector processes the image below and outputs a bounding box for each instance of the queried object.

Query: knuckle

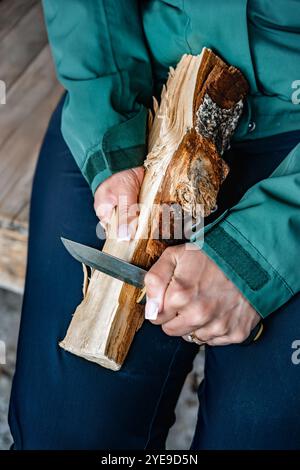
[97,184,111,197]
[189,314,203,329]
[144,271,161,287]
[212,322,228,337]
[95,192,115,209]
[161,245,178,261]
[168,285,190,307]
[164,246,175,256]
[196,305,210,324]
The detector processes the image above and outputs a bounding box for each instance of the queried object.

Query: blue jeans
[9,99,300,449]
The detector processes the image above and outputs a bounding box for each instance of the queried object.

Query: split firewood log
[59,48,248,370]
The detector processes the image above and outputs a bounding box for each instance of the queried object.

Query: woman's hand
[144,244,260,345]
[94,166,144,240]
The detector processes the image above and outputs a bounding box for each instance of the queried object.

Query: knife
[61,237,263,344]
[61,237,147,303]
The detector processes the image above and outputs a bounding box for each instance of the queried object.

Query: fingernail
[117,224,131,241]
[145,297,159,320]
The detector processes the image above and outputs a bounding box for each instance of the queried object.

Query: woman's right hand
[94,166,145,240]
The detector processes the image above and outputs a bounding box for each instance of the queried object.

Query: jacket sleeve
[192,142,300,318]
[42,0,153,193]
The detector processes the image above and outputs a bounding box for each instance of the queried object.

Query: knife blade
[61,237,147,290]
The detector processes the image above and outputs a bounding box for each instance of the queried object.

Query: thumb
[144,248,176,320]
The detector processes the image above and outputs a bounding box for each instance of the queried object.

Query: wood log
[59,48,248,370]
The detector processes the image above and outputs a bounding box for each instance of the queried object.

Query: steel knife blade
[61,237,147,290]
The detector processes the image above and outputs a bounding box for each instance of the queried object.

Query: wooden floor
[0,0,63,293]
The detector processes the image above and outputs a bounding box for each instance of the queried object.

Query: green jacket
[43,0,300,319]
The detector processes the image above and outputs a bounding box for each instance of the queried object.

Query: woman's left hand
[144,244,260,346]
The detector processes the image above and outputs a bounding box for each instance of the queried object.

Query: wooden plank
[0,0,38,41]
[0,1,63,292]
[0,2,47,89]
[0,44,63,219]
[0,85,62,293]
[0,45,60,149]
[0,226,27,294]
[14,202,29,225]
[0,84,63,222]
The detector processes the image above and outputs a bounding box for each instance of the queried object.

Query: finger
[193,321,229,343]
[206,327,248,346]
[160,301,211,336]
[182,334,205,346]
[206,336,232,346]
[152,280,192,325]
[161,312,206,338]
[144,248,176,320]
[117,193,140,241]
[94,193,116,226]
[161,314,192,337]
